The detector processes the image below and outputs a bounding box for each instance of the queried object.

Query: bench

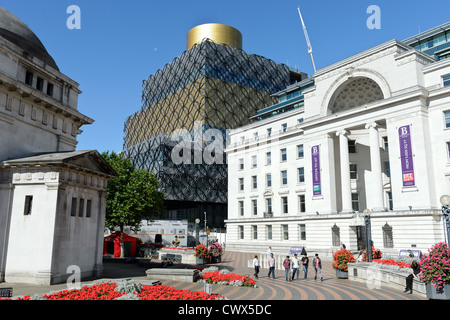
[146,268,200,282]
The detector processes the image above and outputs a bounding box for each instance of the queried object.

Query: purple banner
[311,145,321,195]
[398,125,415,187]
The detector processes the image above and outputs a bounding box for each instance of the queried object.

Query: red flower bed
[372,259,411,269]
[160,247,194,251]
[0,282,222,300]
[200,271,256,287]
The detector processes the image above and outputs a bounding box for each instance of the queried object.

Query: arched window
[332,224,340,247]
[382,223,394,248]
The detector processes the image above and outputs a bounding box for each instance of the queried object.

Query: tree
[102,151,165,257]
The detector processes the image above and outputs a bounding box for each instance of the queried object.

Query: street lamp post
[204,211,207,245]
[440,195,450,245]
[195,218,200,246]
[363,208,372,262]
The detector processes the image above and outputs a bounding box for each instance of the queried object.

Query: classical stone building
[0,7,116,284]
[225,22,450,257]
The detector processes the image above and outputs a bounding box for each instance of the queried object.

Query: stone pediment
[2,150,117,178]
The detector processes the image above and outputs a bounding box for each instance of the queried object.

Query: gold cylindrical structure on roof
[187,23,242,50]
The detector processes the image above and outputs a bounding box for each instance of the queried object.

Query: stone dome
[0,6,59,70]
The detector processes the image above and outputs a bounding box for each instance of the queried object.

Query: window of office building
[298,167,305,183]
[387,191,393,211]
[299,224,306,241]
[239,158,244,170]
[352,193,360,212]
[297,144,304,158]
[382,223,394,248]
[443,74,450,87]
[350,164,358,179]
[445,110,450,128]
[266,173,272,187]
[281,148,287,162]
[298,194,306,213]
[239,178,244,191]
[331,224,340,246]
[348,140,356,153]
[281,170,288,185]
[266,152,271,165]
[252,175,257,189]
[282,123,287,132]
[383,136,389,151]
[252,199,258,215]
[239,201,244,216]
[239,226,244,240]
[447,142,450,161]
[267,128,272,137]
[252,225,258,240]
[384,161,391,177]
[266,198,272,214]
[282,225,289,240]
[252,155,257,168]
[267,225,273,240]
[281,196,288,214]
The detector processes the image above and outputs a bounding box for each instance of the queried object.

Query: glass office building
[123,24,305,228]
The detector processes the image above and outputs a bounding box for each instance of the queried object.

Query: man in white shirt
[291,254,300,281]
[253,255,260,279]
[267,246,272,257]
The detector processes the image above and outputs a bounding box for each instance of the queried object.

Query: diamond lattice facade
[123,29,304,227]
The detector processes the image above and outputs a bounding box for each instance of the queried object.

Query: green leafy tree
[102,151,165,257]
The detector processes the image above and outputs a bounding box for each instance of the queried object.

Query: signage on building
[311,145,321,195]
[398,125,415,187]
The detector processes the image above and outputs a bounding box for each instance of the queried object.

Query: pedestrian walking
[340,242,346,249]
[267,246,272,257]
[291,254,300,281]
[301,253,309,280]
[253,255,260,279]
[313,253,323,281]
[267,253,276,279]
[283,255,292,281]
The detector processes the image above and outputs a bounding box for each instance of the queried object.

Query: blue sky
[2,0,450,153]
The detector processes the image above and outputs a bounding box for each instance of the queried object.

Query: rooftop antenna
[297,5,316,73]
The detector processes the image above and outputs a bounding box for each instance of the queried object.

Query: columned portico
[365,122,384,211]
[336,130,353,213]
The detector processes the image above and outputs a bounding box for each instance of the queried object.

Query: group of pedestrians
[252,247,324,281]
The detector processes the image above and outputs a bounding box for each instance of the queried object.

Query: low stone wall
[146,268,200,282]
[347,262,426,298]
[137,246,202,265]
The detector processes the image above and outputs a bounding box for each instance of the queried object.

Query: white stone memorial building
[0,7,116,285]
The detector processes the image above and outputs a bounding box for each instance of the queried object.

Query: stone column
[365,122,384,211]
[336,130,353,213]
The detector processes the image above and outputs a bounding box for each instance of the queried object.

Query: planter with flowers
[209,242,223,263]
[419,242,450,300]
[332,248,356,279]
[194,244,210,264]
[361,246,382,261]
